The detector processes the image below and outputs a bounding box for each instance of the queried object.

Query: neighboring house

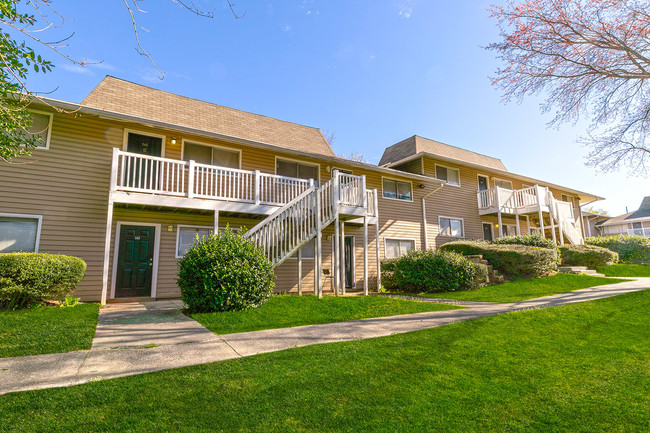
[379,136,602,246]
[0,76,603,303]
[596,196,650,238]
[581,211,610,238]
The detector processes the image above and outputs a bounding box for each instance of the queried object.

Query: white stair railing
[547,192,583,245]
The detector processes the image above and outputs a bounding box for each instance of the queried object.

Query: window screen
[0,217,40,253]
[29,113,51,148]
[382,179,412,201]
[177,226,212,257]
[440,217,464,238]
[385,239,414,259]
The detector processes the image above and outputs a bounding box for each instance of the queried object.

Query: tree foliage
[488,0,650,175]
[0,0,240,162]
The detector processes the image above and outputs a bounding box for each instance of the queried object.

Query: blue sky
[23,0,649,215]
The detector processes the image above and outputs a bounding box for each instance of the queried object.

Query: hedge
[439,241,558,279]
[0,253,87,309]
[559,245,618,268]
[381,250,488,293]
[585,235,650,264]
[492,233,558,249]
[178,227,275,313]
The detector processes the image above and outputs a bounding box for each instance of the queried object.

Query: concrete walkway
[1,278,648,395]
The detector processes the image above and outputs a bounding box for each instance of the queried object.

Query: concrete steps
[465,255,506,284]
[558,266,606,277]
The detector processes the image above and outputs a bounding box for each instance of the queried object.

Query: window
[183,142,240,169]
[276,158,319,183]
[385,238,415,259]
[0,214,42,253]
[28,112,53,149]
[435,165,460,186]
[561,194,575,205]
[502,224,518,236]
[176,226,212,257]
[439,217,464,238]
[494,179,513,190]
[382,178,412,201]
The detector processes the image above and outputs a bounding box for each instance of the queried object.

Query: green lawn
[192,294,460,334]
[0,303,99,358]
[1,290,647,432]
[409,273,627,303]
[597,264,650,277]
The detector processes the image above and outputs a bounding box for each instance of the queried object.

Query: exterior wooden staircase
[465,255,506,284]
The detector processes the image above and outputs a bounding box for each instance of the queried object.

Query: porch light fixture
[418,184,425,189]
[167,225,173,232]
[171,138,177,145]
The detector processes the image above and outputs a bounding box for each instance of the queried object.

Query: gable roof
[600,196,650,226]
[379,135,507,171]
[81,76,335,157]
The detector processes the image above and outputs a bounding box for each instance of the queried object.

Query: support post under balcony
[340,220,346,295]
[363,215,368,296]
[374,189,381,293]
[254,170,261,205]
[496,186,503,238]
[315,191,323,298]
[334,215,340,296]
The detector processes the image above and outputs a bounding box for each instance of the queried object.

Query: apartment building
[0,76,603,303]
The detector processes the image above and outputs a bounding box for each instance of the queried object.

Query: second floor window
[435,165,460,186]
[184,142,240,169]
[276,159,319,183]
[383,179,412,201]
[28,112,53,149]
[494,179,513,190]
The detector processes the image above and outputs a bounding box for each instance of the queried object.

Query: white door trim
[110,221,161,299]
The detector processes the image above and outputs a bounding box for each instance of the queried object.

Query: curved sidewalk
[1,278,648,395]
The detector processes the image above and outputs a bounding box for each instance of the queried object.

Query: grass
[0,303,99,358]
[597,264,650,277]
[1,290,648,432]
[407,273,627,303]
[192,294,460,334]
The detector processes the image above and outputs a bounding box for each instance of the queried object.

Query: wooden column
[334,216,340,296]
[297,248,302,296]
[495,186,504,238]
[363,215,369,296]
[515,214,521,235]
[100,201,114,306]
[374,190,381,292]
[422,197,428,250]
[537,186,546,238]
[213,210,219,233]
[340,220,346,295]
[315,192,323,298]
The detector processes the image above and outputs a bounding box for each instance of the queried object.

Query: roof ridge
[414,135,505,165]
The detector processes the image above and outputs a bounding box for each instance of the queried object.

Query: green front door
[344,236,355,288]
[115,225,155,298]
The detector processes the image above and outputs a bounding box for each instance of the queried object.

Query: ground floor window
[439,216,464,238]
[502,224,518,236]
[176,226,213,257]
[384,238,415,259]
[0,214,42,253]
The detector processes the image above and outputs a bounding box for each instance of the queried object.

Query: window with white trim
[382,179,412,201]
[184,142,240,169]
[0,215,41,253]
[502,224,518,236]
[435,165,460,186]
[276,159,319,183]
[439,217,464,238]
[494,179,513,190]
[561,194,575,205]
[28,112,53,149]
[176,226,213,257]
[385,238,415,259]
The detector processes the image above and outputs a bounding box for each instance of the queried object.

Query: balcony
[477,185,574,219]
[109,148,376,218]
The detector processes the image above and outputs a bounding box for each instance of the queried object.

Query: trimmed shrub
[586,235,650,264]
[178,227,275,313]
[0,253,87,309]
[492,233,558,250]
[439,241,558,279]
[382,250,488,293]
[559,245,618,268]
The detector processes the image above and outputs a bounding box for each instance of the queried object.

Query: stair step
[559,266,588,273]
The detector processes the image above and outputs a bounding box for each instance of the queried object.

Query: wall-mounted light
[418,184,425,189]
[171,138,177,145]
[167,225,173,232]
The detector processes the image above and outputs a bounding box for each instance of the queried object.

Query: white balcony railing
[110,149,375,217]
[629,227,650,238]
[111,149,313,207]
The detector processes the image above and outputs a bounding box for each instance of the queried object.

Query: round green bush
[585,235,650,264]
[386,250,487,293]
[559,245,618,268]
[0,253,87,309]
[177,227,275,313]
